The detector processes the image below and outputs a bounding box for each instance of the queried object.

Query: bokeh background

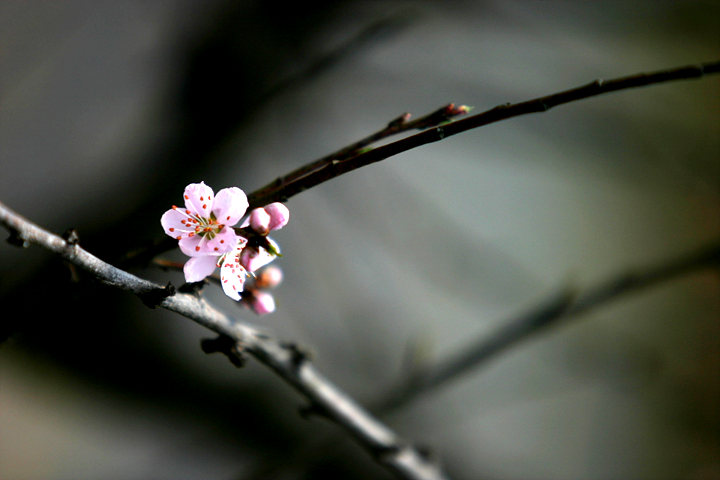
[1,1,718,479]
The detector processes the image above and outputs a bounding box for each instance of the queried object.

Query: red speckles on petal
[202,204,207,209]
[195,246,200,251]
[184,195,189,200]
[200,196,204,201]
[220,240,224,243]
[169,228,175,232]
[188,233,194,237]
[176,236,182,240]
[186,210,191,215]
[214,247,219,251]
[226,216,231,221]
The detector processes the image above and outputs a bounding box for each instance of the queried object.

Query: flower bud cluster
[239,265,283,315]
[161,182,289,308]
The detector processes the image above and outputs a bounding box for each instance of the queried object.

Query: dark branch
[249,104,470,203]
[119,61,720,266]
[248,60,720,209]
[374,241,720,413]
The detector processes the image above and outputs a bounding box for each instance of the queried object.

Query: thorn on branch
[138,282,176,309]
[6,229,29,248]
[62,228,80,246]
[201,334,247,367]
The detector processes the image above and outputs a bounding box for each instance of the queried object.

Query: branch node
[178,280,206,295]
[281,342,313,369]
[371,443,402,462]
[436,126,445,140]
[414,443,435,460]
[387,112,411,128]
[62,228,80,246]
[138,282,176,309]
[201,335,247,367]
[594,78,604,87]
[6,229,29,248]
[298,401,330,420]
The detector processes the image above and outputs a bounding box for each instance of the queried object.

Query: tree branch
[248,60,720,209]
[249,104,470,202]
[120,60,720,267]
[374,241,720,413]
[0,200,449,480]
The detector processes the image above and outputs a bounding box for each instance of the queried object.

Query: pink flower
[161,182,249,285]
[161,182,248,258]
[161,185,290,304]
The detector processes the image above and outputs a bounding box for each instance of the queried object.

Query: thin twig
[373,241,720,413]
[120,60,720,266]
[248,60,720,209]
[250,104,470,201]
[0,200,449,480]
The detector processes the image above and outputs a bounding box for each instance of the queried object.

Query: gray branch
[374,242,720,413]
[0,200,449,480]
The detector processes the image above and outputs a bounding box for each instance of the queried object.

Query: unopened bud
[249,208,271,235]
[245,290,276,315]
[264,203,290,231]
[255,265,283,289]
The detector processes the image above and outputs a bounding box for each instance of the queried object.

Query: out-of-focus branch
[0,200,449,480]
[374,241,720,413]
[249,60,720,209]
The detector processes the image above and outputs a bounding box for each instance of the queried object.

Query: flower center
[174,207,225,239]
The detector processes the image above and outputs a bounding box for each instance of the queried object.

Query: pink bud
[249,208,271,235]
[247,290,275,315]
[255,265,283,289]
[264,203,289,231]
[239,244,275,273]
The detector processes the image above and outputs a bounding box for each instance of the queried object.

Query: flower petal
[204,227,237,255]
[183,255,218,283]
[213,187,248,226]
[183,182,215,217]
[179,234,214,257]
[220,255,246,301]
[264,203,289,231]
[161,208,196,239]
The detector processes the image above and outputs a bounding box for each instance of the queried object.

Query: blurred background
[1,1,718,479]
